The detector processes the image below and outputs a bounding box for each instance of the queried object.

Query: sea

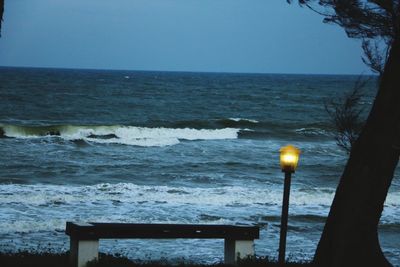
[0,67,399,265]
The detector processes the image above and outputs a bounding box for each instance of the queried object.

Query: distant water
[0,67,398,265]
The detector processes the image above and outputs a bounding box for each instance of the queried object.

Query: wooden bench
[66,222,260,267]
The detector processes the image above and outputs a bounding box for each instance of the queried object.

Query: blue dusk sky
[0,0,371,74]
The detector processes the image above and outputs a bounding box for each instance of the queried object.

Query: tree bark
[313,35,400,266]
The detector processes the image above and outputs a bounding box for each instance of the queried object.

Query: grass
[0,251,312,267]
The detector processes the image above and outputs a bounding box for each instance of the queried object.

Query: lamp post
[278,145,300,266]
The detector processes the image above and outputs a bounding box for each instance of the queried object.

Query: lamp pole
[278,145,300,266]
[278,170,293,266]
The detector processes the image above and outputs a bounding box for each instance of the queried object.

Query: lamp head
[280,145,300,173]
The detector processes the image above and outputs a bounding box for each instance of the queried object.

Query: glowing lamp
[279,145,300,173]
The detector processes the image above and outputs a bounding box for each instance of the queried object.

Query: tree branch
[0,0,4,37]
[324,77,369,153]
[289,0,398,39]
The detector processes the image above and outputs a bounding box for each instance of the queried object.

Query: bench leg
[70,237,99,267]
[224,239,255,265]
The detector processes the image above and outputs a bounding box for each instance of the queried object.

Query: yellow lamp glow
[280,145,301,173]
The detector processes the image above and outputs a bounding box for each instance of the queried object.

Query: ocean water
[0,67,399,265]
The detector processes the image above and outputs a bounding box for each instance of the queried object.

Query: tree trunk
[313,35,400,266]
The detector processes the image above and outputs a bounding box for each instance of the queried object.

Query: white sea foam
[0,183,398,233]
[228,118,259,123]
[1,124,240,147]
[0,183,335,207]
[1,183,399,208]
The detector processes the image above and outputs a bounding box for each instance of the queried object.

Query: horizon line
[0,64,377,77]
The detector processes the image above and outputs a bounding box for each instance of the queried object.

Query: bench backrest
[66,222,259,240]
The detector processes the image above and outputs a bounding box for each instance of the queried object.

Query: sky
[0,0,371,75]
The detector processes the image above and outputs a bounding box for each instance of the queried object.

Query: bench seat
[66,222,260,267]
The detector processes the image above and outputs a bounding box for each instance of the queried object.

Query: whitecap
[0,124,240,147]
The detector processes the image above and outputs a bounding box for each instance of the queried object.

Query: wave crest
[0,124,240,147]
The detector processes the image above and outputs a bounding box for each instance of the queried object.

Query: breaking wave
[295,127,333,137]
[0,183,399,236]
[0,124,240,147]
[0,121,335,146]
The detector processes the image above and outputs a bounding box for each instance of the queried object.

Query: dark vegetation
[0,252,311,267]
